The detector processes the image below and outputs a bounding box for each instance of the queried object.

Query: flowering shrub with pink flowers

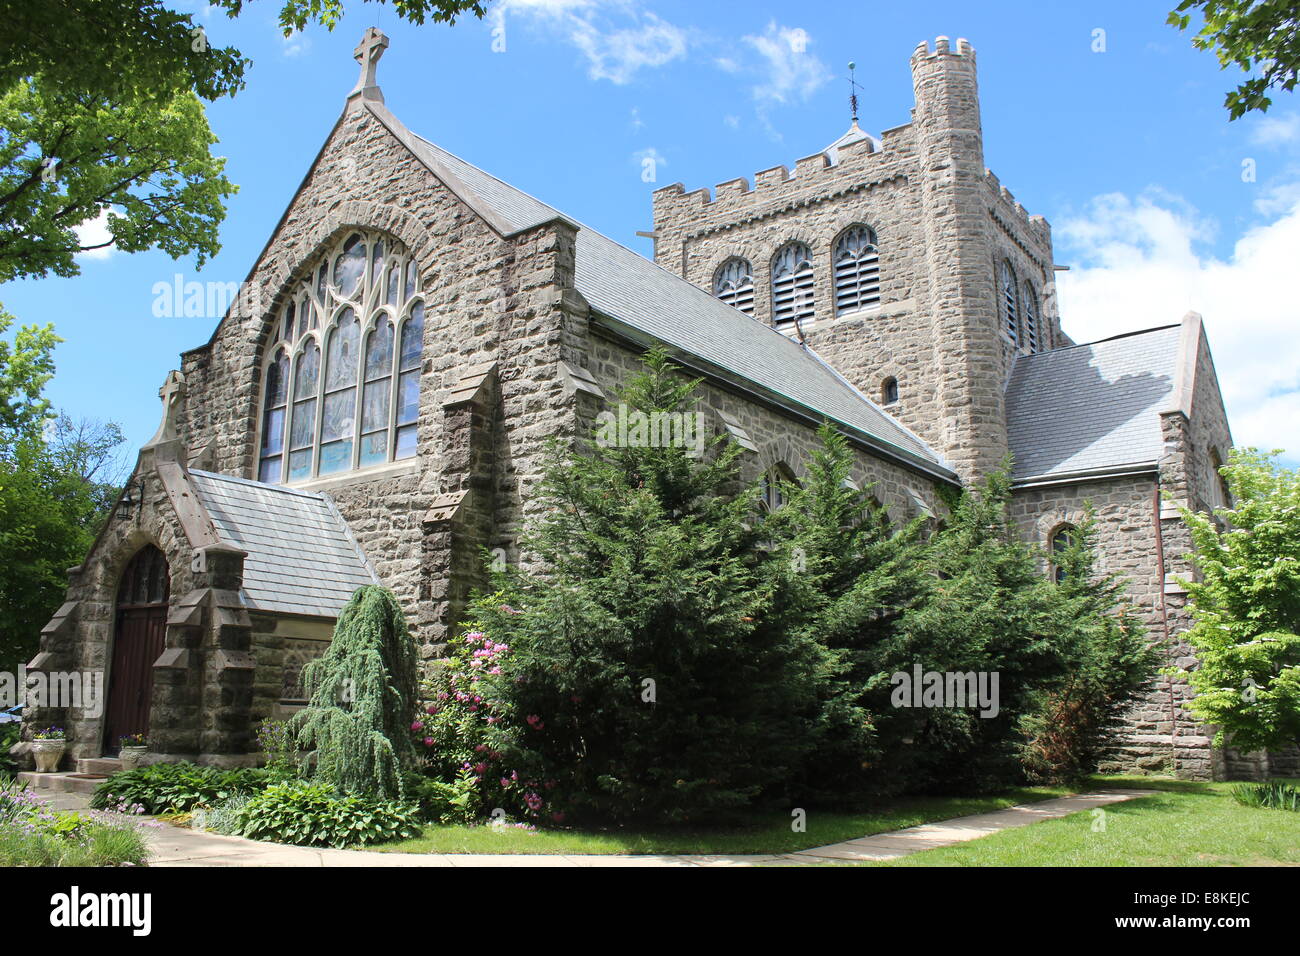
[412,605,564,827]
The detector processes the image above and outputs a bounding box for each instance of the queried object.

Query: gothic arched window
[1050,523,1076,583]
[1023,282,1039,352]
[258,231,423,484]
[713,257,755,315]
[833,224,881,315]
[999,260,1019,344]
[882,376,899,405]
[760,463,798,512]
[771,241,815,330]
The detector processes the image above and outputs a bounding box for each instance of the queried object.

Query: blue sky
[3,0,1298,460]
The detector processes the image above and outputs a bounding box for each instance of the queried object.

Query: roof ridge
[1037,323,1182,356]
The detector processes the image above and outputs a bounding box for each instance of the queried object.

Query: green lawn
[868,776,1300,867]
[374,785,1073,856]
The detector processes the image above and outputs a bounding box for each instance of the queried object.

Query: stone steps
[78,757,123,776]
[17,771,108,795]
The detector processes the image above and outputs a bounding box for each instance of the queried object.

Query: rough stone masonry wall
[652,37,1065,485]
[1008,475,1207,776]
[586,332,949,521]
[174,102,583,652]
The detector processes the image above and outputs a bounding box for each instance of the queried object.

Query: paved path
[41,787,1153,867]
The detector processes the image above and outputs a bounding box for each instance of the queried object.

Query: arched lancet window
[713,257,755,315]
[999,260,1019,344]
[760,463,798,512]
[258,348,290,483]
[258,231,423,484]
[1050,524,1076,583]
[882,376,899,405]
[833,224,880,315]
[771,242,815,329]
[1209,449,1232,511]
[1022,282,1039,352]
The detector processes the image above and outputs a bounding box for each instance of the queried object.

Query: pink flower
[423,736,435,747]
[426,704,440,715]
[526,714,544,730]
[474,762,487,775]
[525,792,543,811]
[411,721,424,732]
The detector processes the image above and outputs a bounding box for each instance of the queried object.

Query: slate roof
[1005,325,1183,482]
[189,470,378,617]
[363,103,952,480]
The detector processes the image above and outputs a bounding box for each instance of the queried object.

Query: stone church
[20,30,1283,781]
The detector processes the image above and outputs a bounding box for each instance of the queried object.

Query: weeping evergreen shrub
[294,586,418,799]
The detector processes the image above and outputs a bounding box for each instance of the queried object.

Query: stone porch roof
[1005,324,1184,483]
[188,470,377,618]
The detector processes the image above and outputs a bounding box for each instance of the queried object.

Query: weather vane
[847,61,864,125]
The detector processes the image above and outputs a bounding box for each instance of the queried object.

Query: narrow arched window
[1209,449,1231,511]
[1023,282,1039,352]
[999,260,1018,343]
[258,231,423,484]
[1050,524,1076,583]
[713,257,755,315]
[258,347,290,483]
[760,463,798,512]
[882,376,899,405]
[833,225,880,315]
[771,242,814,329]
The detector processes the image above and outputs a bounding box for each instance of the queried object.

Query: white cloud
[741,21,831,136]
[500,0,687,85]
[281,30,311,58]
[1249,110,1300,146]
[73,208,116,261]
[1055,190,1300,460]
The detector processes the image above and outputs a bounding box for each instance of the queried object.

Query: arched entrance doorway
[103,546,170,753]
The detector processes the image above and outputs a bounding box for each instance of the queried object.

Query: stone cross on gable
[147,369,187,446]
[351,27,389,98]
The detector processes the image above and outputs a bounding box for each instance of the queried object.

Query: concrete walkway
[41,787,1153,867]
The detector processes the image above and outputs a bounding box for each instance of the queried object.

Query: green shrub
[0,777,149,866]
[91,761,273,814]
[0,723,19,774]
[192,792,255,836]
[231,780,422,848]
[1231,781,1300,811]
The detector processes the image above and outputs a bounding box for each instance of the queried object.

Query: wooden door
[104,547,170,753]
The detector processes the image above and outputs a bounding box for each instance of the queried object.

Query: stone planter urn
[31,739,66,773]
[118,746,147,771]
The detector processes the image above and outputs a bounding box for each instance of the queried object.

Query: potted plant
[117,733,148,770]
[31,726,67,773]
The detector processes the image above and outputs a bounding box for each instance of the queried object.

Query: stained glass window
[257,231,423,483]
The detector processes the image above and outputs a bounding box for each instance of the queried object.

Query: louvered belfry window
[772,242,815,329]
[1023,282,1039,352]
[258,230,424,484]
[713,257,755,315]
[833,225,880,315]
[1000,260,1019,343]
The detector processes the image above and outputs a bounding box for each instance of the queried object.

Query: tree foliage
[0,0,248,105]
[0,309,125,672]
[0,79,235,282]
[1020,511,1162,783]
[212,0,486,34]
[295,586,419,798]
[1169,0,1300,118]
[1180,448,1300,752]
[462,349,823,822]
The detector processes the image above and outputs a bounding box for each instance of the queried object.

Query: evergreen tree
[897,468,1070,792]
[761,424,931,803]
[470,349,822,822]
[1020,511,1161,783]
[295,586,418,799]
